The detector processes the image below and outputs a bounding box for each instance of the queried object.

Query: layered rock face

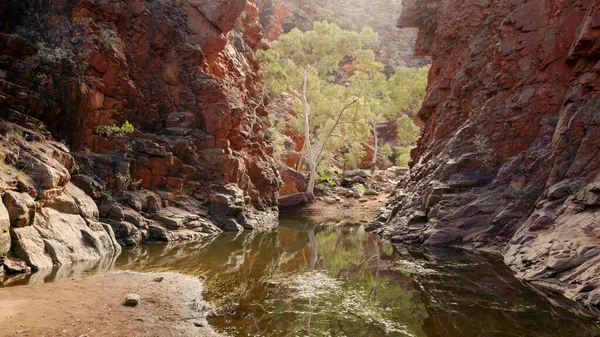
[371,0,600,308]
[0,0,281,273]
[0,119,120,272]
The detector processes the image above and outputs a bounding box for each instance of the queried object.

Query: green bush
[395,147,412,168]
[354,183,366,192]
[95,121,135,137]
[397,116,420,146]
[317,166,342,187]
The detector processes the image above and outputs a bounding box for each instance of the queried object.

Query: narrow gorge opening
[0,0,599,336]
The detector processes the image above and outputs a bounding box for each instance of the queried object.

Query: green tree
[397,115,421,146]
[258,22,377,198]
[357,66,429,170]
[258,22,429,196]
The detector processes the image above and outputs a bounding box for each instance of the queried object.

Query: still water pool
[113,215,599,337]
[1,215,599,336]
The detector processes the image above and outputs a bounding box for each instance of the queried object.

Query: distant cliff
[0,0,281,274]
[371,0,600,310]
[256,0,429,69]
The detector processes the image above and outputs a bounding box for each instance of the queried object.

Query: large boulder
[208,184,248,231]
[278,192,309,209]
[279,165,307,195]
[3,191,36,228]
[12,207,119,271]
[10,226,54,270]
[0,199,11,264]
[8,184,120,271]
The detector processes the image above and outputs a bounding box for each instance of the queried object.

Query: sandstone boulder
[11,207,119,271]
[278,193,309,209]
[279,165,307,195]
[3,191,36,228]
[65,183,100,220]
[0,199,11,262]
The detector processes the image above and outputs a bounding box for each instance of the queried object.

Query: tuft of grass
[15,170,31,183]
[95,121,135,137]
[474,134,494,170]
[116,173,141,190]
[0,159,13,173]
[5,128,24,143]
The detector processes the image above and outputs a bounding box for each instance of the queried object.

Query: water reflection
[0,255,117,287]
[394,246,600,337]
[114,216,600,337]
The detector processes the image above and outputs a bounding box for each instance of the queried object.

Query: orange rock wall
[1,0,281,211]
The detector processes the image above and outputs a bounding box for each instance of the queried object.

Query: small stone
[124,293,141,307]
[364,189,379,196]
[3,256,31,274]
[193,321,205,327]
[153,276,164,283]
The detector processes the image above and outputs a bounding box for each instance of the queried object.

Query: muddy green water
[2,215,600,336]
[115,215,599,337]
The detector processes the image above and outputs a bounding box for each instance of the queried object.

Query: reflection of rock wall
[0,0,282,274]
[397,245,600,333]
[372,0,600,308]
[1,252,117,287]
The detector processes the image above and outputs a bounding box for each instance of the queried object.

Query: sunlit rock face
[371,0,600,308]
[0,0,281,272]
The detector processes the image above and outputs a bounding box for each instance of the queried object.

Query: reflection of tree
[256,225,429,336]
[116,220,429,337]
[312,226,429,337]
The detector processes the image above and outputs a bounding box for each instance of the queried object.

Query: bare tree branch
[314,97,359,166]
[248,90,266,137]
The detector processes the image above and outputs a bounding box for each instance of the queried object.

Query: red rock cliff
[0,0,281,272]
[371,0,600,309]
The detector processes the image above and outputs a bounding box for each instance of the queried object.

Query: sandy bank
[0,271,220,337]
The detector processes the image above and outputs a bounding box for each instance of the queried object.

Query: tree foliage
[397,115,421,146]
[258,22,428,194]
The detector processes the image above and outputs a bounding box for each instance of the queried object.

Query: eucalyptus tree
[258,21,429,197]
[258,21,378,198]
[351,65,429,170]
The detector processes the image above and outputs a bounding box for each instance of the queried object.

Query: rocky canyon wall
[371,0,600,310]
[0,0,281,275]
